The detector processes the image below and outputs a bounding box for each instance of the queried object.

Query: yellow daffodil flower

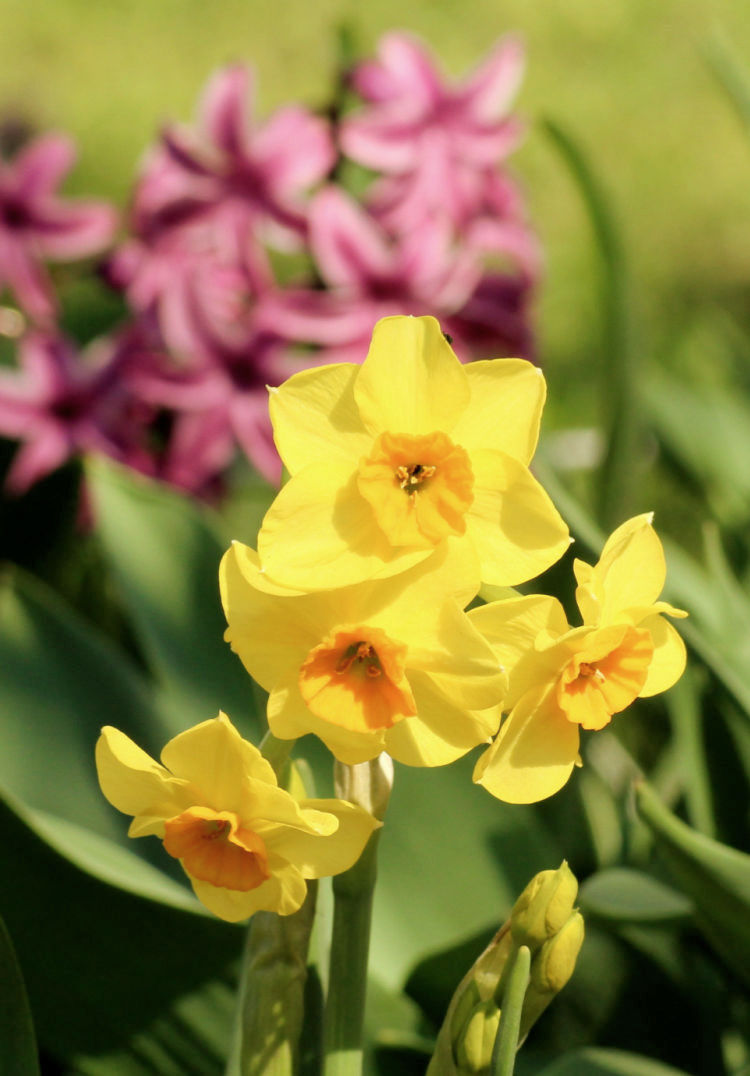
[220,537,506,767]
[95,712,379,922]
[256,315,569,592]
[468,515,687,803]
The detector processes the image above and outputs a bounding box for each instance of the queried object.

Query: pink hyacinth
[0,133,116,322]
[0,330,152,494]
[134,65,335,250]
[265,184,484,362]
[341,33,525,231]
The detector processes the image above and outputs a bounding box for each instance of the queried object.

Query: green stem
[323,756,392,1076]
[490,945,531,1076]
[260,729,295,782]
[323,829,381,1076]
[226,886,317,1076]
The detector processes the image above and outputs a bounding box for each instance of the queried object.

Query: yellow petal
[96,726,190,820]
[220,543,320,690]
[271,798,380,879]
[473,685,579,804]
[268,362,371,474]
[453,359,546,465]
[465,450,570,587]
[575,514,665,624]
[469,595,570,706]
[406,602,507,710]
[257,460,430,591]
[160,713,276,814]
[267,678,388,765]
[384,669,500,767]
[639,614,687,697]
[189,860,308,922]
[353,315,470,436]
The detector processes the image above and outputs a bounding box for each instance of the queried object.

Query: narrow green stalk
[260,729,295,782]
[323,830,382,1076]
[226,887,317,1076]
[323,757,393,1076]
[490,945,531,1076]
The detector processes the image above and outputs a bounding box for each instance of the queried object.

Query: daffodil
[95,712,379,922]
[256,314,569,592]
[469,515,687,803]
[220,537,506,766]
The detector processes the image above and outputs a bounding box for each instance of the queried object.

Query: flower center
[357,430,474,548]
[299,625,417,732]
[556,626,654,731]
[163,806,270,891]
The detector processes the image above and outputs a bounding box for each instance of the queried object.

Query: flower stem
[323,756,393,1076]
[490,945,531,1076]
[226,885,317,1076]
[260,729,295,782]
[323,829,381,1076]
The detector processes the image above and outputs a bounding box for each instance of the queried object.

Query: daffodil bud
[426,926,513,1076]
[520,911,585,1038]
[453,997,501,1074]
[510,861,578,951]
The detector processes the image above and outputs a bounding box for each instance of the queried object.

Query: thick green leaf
[536,1047,692,1076]
[0,911,40,1076]
[0,791,241,1067]
[579,868,693,925]
[636,781,750,987]
[0,566,177,843]
[87,457,262,737]
[370,755,562,989]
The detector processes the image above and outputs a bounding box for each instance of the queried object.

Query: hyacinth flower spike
[469,515,687,803]
[256,314,569,592]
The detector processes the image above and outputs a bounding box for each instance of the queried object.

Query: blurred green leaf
[0,565,176,842]
[0,791,241,1069]
[644,367,750,526]
[370,756,562,990]
[0,911,40,1076]
[636,781,750,987]
[541,118,639,529]
[578,868,693,925]
[87,457,262,737]
[536,1047,692,1076]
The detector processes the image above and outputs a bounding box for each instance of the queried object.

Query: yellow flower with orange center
[256,315,569,592]
[95,712,379,922]
[468,515,688,803]
[220,538,506,766]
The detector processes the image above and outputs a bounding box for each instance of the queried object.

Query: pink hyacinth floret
[341,32,526,231]
[0,330,152,494]
[134,65,336,250]
[0,133,116,322]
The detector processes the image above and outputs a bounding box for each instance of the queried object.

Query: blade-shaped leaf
[87,457,262,737]
[0,911,40,1076]
[579,868,693,925]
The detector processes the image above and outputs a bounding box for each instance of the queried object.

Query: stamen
[579,662,606,682]
[336,641,382,677]
[396,463,437,492]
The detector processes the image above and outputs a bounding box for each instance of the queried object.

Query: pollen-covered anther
[357,430,474,547]
[578,662,606,683]
[397,463,437,491]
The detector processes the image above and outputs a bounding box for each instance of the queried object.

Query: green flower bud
[454,998,501,1074]
[510,861,578,951]
[520,911,585,1038]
